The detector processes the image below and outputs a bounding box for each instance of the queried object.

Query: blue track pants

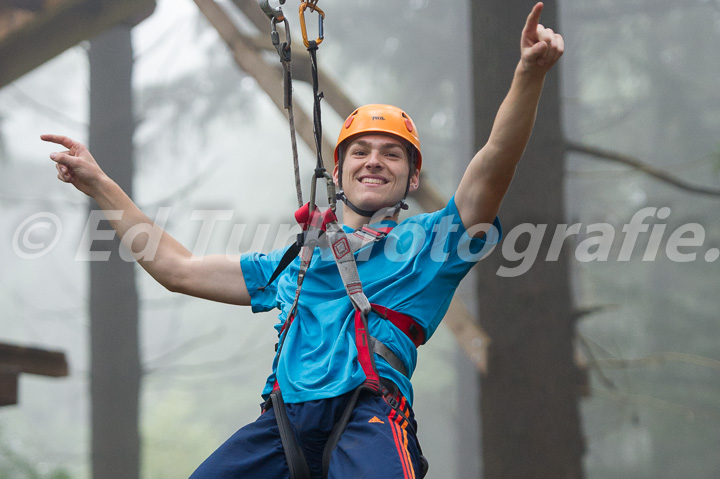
[189,390,423,479]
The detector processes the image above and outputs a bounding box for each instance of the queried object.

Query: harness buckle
[384,390,399,410]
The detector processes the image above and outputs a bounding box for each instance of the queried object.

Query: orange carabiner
[299,1,325,48]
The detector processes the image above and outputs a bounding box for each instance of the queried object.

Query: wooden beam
[5,0,45,11]
[0,343,69,377]
[0,0,156,87]
[231,0,357,117]
[0,365,20,407]
[0,1,65,42]
[194,0,335,163]
[230,0,272,35]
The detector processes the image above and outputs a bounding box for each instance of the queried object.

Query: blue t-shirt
[240,196,501,405]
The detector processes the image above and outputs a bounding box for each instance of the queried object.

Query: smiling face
[333,133,420,221]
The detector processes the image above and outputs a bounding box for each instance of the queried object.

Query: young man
[42,3,563,477]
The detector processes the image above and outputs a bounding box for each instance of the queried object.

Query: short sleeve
[240,249,289,313]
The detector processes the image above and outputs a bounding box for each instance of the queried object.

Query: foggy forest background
[1,0,719,478]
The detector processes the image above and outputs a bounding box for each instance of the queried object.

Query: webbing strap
[353,309,381,392]
[324,220,418,388]
[270,310,297,395]
[307,44,325,172]
[259,242,300,292]
[325,220,371,315]
[321,384,429,479]
[267,391,311,479]
[321,386,365,479]
[258,202,332,292]
[371,304,426,348]
[370,337,408,378]
[288,243,315,320]
[285,204,328,318]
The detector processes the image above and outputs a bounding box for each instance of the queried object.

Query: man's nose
[365,150,383,168]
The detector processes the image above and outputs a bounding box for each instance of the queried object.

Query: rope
[283,60,303,208]
[271,16,303,207]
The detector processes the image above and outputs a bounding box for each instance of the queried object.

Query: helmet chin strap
[335,191,408,223]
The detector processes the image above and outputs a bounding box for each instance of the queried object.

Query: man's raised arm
[455,2,564,234]
[41,134,252,306]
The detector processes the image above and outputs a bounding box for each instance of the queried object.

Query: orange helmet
[334,104,422,171]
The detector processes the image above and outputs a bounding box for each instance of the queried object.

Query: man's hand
[41,134,108,197]
[520,2,564,73]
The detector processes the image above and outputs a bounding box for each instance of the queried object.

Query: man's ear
[408,169,420,193]
[332,164,340,186]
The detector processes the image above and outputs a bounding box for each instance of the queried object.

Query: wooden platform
[0,0,156,87]
[0,343,69,407]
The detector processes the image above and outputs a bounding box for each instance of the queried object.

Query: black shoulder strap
[258,242,302,292]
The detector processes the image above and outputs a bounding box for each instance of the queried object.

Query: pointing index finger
[40,134,77,150]
[524,2,544,34]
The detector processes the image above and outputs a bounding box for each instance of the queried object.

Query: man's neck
[342,204,399,230]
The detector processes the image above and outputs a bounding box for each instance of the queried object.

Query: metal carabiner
[307,168,335,213]
[299,1,325,48]
[259,0,286,22]
[271,16,291,62]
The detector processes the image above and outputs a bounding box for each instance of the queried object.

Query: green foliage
[0,426,72,479]
[141,388,230,479]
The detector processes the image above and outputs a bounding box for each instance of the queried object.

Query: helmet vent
[404,118,413,133]
[401,112,413,132]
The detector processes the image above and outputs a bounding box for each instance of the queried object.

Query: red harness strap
[371,304,426,348]
[269,310,299,394]
[270,304,424,396]
[354,304,425,394]
[353,309,381,392]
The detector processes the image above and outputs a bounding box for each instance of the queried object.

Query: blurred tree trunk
[470,2,585,478]
[88,25,141,479]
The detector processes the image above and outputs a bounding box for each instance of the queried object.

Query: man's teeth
[361,178,385,184]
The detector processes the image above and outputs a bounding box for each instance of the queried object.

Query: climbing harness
[257,2,428,477]
[263,207,430,479]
